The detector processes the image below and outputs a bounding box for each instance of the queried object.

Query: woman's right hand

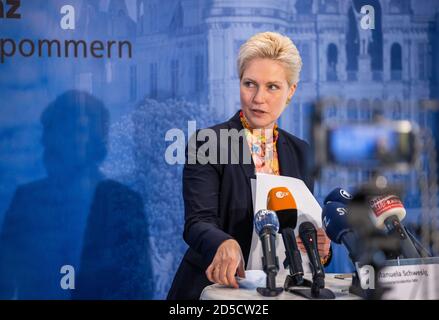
[205,239,245,288]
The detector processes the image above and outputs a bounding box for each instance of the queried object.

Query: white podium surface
[200,270,360,300]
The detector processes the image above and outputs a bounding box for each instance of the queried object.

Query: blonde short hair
[237,32,302,86]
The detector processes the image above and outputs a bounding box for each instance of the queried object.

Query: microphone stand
[257,228,283,297]
[406,227,432,258]
[282,227,335,299]
[257,255,283,297]
[280,228,312,288]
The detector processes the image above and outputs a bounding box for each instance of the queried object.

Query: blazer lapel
[277,131,298,178]
[239,149,255,185]
[227,111,255,187]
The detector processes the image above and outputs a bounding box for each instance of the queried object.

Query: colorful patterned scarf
[240,111,280,175]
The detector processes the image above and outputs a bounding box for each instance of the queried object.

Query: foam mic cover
[267,187,298,230]
[369,195,406,229]
[254,209,280,236]
[323,188,353,205]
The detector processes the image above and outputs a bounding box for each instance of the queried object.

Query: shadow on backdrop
[0,90,153,299]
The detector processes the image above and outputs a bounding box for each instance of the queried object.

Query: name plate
[358,258,439,300]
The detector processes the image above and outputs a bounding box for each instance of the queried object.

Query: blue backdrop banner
[0,0,438,299]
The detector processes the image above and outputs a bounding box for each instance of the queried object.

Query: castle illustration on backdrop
[74,0,439,213]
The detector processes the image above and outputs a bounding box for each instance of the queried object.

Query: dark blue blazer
[167,111,314,300]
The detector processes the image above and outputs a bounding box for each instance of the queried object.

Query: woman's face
[240,58,297,129]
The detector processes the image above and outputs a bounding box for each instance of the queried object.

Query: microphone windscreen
[369,195,406,229]
[267,187,298,229]
[323,188,353,205]
[254,209,280,236]
[298,221,317,237]
[321,202,351,244]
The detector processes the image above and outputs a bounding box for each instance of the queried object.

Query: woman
[168,32,331,300]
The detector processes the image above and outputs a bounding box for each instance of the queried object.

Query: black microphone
[322,202,361,264]
[254,209,283,296]
[299,222,325,296]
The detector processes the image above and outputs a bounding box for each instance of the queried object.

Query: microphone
[323,187,353,205]
[322,202,361,263]
[267,187,298,229]
[369,195,420,259]
[254,209,283,296]
[299,222,325,296]
[266,187,305,286]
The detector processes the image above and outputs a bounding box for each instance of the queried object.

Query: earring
[286,98,291,105]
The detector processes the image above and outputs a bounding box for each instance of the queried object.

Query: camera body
[316,121,419,171]
[312,100,420,172]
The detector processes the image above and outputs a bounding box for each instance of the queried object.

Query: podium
[200,270,361,300]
